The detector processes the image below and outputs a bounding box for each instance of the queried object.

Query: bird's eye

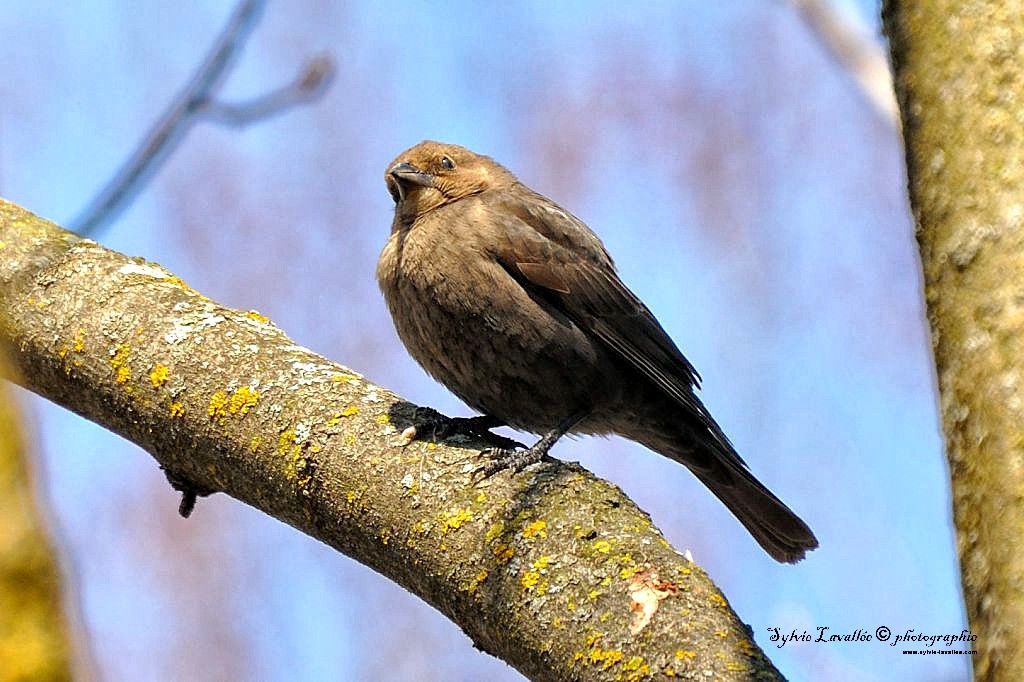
[440,156,455,170]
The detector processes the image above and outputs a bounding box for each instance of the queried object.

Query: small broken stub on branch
[162,467,215,518]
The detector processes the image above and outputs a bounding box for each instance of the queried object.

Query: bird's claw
[473,444,546,482]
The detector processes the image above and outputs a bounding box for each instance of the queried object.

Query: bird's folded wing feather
[485,188,740,461]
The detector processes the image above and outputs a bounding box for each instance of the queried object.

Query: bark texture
[0,199,783,681]
[885,3,1024,678]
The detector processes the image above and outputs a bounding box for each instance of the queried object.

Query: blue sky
[3,2,966,680]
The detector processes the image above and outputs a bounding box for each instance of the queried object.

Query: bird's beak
[389,163,434,201]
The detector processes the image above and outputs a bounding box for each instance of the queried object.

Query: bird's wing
[485,187,738,458]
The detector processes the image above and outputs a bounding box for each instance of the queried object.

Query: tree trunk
[885,2,1024,678]
[0,351,75,680]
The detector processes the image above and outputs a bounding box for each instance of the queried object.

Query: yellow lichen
[485,521,505,543]
[341,406,359,417]
[493,543,514,564]
[169,402,185,418]
[588,648,624,670]
[522,519,547,539]
[209,387,259,420]
[375,413,390,425]
[533,555,551,570]
[330,372,358,383]
[715,629,728,638]
[536,580,549,595]
[208,391,230,420]
[110,342,131,383]
[149,364,169,388]
[622,656,650,681]
[521,571,540,589]
[228,386,259,415]
[245,310,269,323]
[709,593,727,607]
[163,275,192,291]
[464,569,489,594]
[73,329,85,352]
[278,430,302,464]
[619,566,639,580]
[675,650,696,661]
[286,449,311,486]
[249,435,262,452]
[475,491,487,503]
[440,508,473,533]
[592,539,612,553]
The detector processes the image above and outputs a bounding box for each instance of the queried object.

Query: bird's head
[386,141,515,223]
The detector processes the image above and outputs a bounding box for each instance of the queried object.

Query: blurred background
[1,1,963,680]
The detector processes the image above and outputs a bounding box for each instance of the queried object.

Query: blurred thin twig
[788,0,899,128]
[71,0,335,237]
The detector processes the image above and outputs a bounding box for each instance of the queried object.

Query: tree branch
[788,0,899,128]
[884,1,1024,677]
[70,0,335,238]
[0,198,783,680]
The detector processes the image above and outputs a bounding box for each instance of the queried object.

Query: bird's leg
[411,406,526,450]
[475,412,587,481]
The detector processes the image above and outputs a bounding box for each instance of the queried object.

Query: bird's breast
[376,212,614,431]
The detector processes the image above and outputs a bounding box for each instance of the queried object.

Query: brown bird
[377,140,818,563]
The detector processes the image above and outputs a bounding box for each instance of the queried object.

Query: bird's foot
[473,413,587,482]
[474,443,549,481]
[411,406,525,451]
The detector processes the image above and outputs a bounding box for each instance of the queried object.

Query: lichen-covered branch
[884,2,1024,679]
[0,199,781,681]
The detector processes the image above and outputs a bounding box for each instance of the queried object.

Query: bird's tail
[628,421,818,563]
[690,457,818,563]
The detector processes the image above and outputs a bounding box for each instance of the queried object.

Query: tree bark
[0,198,783,681]
[884,2,1024,678]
